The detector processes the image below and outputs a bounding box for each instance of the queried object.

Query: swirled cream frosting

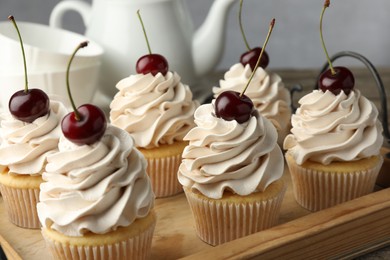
[110,72,199,149]
[178,102,284,199]
[0,100,67,176]
[37,125,154,236]
[212,63,291,144]
[284,90,383,165]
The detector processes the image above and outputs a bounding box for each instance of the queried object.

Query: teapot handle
[49,0,92,29]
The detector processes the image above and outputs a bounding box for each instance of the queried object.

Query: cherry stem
[137,10,152,55]
[240,18,275,97]
[66,41,88,121]
[8,15,28,93]
[319,0,336,75]
[239,0,251,51]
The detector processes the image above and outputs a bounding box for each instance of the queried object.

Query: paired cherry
[135,10,168,76]
[8,15,50,123]
[215,19,275,124]
[318,0,355,95]
[238,0,269,70]
[61,41,107,145]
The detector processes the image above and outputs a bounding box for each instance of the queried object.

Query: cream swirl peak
[284,90,383,165]
[110,71,198,149]
[37,125,154,237]
[213,63,291,144]
[0,100,67,176]
[178,102,283,199]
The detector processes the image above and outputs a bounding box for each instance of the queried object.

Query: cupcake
[284,89,384,211]
[178,101,286,246]
[0,100,67,228]
[213,63,291,146]
[110,71,199,197]
[37,125,156,260]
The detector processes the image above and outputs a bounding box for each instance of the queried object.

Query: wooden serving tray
[0,149,389,260]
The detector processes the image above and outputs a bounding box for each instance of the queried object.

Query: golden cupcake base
[139,141,187,198]
[0,170,42,229]
[42,210,156,260]
[286,153,383,211]
[183,179,286,246]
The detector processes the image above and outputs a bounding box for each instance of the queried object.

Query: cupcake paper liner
[145,154,182,198]
[287,156,384,212]
[42,218,156,260]
[0,184,40,229]
[184,185,286,246]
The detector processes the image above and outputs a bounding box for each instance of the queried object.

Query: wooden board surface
[0,167,309,260]
[1,149,389,259]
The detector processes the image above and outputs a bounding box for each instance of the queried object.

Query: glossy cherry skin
[61,104,107,145]
[215,91,254,124]
[240,47,269,70]
[9,88,50,123]
[136,53,169,76]
[319,66,355,95]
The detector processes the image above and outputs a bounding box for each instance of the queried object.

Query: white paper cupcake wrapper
[0,184,40,229]
[42,220,156,260]
[287,156,384,212]
[146,154,182,198]
[184,187,286,246]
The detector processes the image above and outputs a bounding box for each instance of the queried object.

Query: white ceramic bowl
[0,63,101,109]
[0,21,103,74]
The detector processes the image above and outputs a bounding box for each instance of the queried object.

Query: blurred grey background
[1,0,390,71]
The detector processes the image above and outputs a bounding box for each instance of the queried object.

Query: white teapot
[50,0,236,99]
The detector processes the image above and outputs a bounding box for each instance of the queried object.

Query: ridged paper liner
[145,154,182,198]
[0,184,40,229]
[42,218,156,260]
[287,156,384,212]
[184,184,286,246]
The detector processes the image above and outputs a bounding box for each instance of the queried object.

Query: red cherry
[136,54,169,76]
[319,66,354,95]
[238,2,269,70]
[9,89,50,123]
[215,91,254,124]
[7,16,50,123]
[61,104,107,145]
[136,11,169,76]
[240,47,269,70]
[318,2,354,95]
[62,41,107,145]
